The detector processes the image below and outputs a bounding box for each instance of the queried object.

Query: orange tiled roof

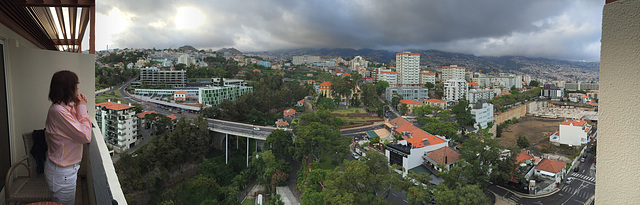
[425,98,446,103]
[380,71,397,74]
[560,119,587,126]
[137,110,157,118]
[399,99,423,105]
[388,116,411,128]
[166,114,177,120]
[468,82,480,87]
[442,65,465,69]
[427,146,460,165]
[284,108,296,115]
[298,99,305,103]
[404,130,447,148]
[174,90,187,94]
[276,121,289,126]
[318,82,332,87]
[515,152,534,164]
[587,102,598,106]
[501,91,511,95]
[96,102,131,111]
[535,159,566,174]
[396,51,420,56]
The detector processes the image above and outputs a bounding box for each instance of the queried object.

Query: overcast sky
[95,0,603,61]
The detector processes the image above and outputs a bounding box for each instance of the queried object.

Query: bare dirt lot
[498,116,563,148]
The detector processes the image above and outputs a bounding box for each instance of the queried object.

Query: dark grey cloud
[96,0,603,61]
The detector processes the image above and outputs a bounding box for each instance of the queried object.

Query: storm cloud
[96,0,603,61]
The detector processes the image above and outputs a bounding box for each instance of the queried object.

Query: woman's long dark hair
[48,70,78,105]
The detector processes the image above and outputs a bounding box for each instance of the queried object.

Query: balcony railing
[87,120,127,204]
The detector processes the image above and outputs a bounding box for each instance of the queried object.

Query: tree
[529,80,540,87]
[323,151,409,205]
[517,135,530,149]
[375,80,390,95]
[399,103,409,115]
[424,82,435,90]
[293,122,347,163]
[316,97,336,110]
[433,184,489,205]
[437,110,452,121]
[391,93,403,108]
[451,99,475,129]
[252,151,290,194]
[265,129,294,160]
[131,102,143,113]
[457,135,503,185]
[406,171,434,205]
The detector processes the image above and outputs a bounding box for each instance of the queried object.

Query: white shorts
[45,158,80,205]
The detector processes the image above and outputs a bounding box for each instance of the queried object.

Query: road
[489,153,596,205]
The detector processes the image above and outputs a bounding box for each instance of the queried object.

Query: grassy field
[98,90,123,98]
[332,107,366,114]
[340,116,381,122]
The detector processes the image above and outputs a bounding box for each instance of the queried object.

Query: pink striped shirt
[45,103,92,167]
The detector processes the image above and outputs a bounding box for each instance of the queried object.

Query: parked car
[580,157,586,163]
[574,166,579,172]
[352,153,360,160]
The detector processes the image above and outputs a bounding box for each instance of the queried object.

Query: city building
[350,56,369,71]
[541,84,564,100]
[135,88,199,97]
[398,99,423,114]
[177,54,196,66]
[386,86,430,103]
[315,81,362,105]
[424,146,460,172]
[173,90,188,101]
[198,84,254,105]
[534,158,567,186]
[95,101,139,153]
[419,70,436,85]
[444,79,468,102]
[470,102,494,130]
[378,68,398,85]
[292,55,321,65]
[425,98,448,110]
[467,88,495,104]
[384,117,449,176]
[442,65,466,81]
[139,67,187,88]
[395,51,421,85]
[565,82,599,91]
[549,119,592,146]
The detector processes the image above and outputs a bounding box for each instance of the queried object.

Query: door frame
[1,38,14,164]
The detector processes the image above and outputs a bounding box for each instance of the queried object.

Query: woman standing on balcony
[44,70,92,205]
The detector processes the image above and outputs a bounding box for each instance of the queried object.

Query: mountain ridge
[248,48,599,82]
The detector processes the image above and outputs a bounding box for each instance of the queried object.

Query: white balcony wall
[3,35,95,164]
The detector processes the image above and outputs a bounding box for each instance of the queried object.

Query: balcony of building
[1,1,126,204]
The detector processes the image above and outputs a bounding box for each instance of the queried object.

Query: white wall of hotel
[134,88,199,97]
[385,140,448,176]
[470,103,494,130]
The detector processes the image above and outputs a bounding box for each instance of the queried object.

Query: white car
[565,177,574,184]
[352,153,360,160]
[253,127,260,131]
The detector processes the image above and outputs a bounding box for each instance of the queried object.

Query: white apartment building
[395,51,420,86]
[442,65,466,81]
[139,67,187,88]
[444,79,468,102]
[292,55,321,65]
[96,101,139,153]
[550,119,592,146]
[419,70,436,85]
[177,54,196,66]
[378,69,398,85]
[350,56,369,71]
[467,88,495,104]
[472,74,523,89]
[470,102,494,130]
